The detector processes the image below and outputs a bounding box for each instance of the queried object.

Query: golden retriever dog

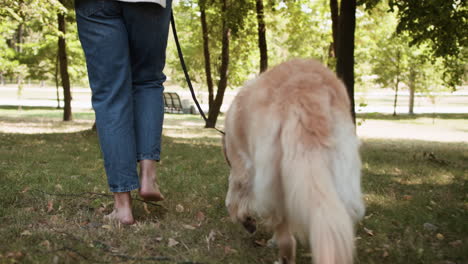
[222,59,365,264]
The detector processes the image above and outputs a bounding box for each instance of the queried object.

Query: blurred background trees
[0,0,466,124]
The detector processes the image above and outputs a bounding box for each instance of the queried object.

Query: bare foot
[139,160,164,202]
[104,192,135,225]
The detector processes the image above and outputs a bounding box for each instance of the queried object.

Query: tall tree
[329,0,338,58]
[389,0,467,89]
[205,0,230,128]
[199,0,214,111]
[57,0,72,121]
[255,0,268,72]
[335,0,357,121]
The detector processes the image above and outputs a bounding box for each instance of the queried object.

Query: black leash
[170,11,225,135]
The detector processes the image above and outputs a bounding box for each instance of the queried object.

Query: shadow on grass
[1,131,467,263]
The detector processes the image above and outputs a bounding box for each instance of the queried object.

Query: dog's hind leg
[274,221,296,264]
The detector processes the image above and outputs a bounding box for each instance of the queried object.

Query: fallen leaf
[403,195,412,200]
[21,230,32,236]
[196,211,206,222]
[364,213,373,220]
[47,200,54,213]
[143,203,151,214]
[24,207,35,212]
[102,225,112,230]
[155,237,163,242]
[41,240,51,250]
[182,224,196,230]
[49,215,59,222]
[449,240,462,247]
[206,230,216,250]
[6,251,23,259]
[224,246,237,254]
[363,227,374,236]
[423,223,438,232]
[67,251,79,259]
[176,204,184,213]
[55,184,63,191]
[254,239,267,247]
[168,238,179,247]
[436,233,445,240]
[21,187,30,193]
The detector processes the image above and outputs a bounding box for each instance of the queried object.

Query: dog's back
[224,59,365,264]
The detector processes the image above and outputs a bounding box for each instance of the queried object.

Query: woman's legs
[121,1,173,200]
[76,0,138,223]
[76,0,172,223]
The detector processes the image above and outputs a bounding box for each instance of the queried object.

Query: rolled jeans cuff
[137,153,161,161]
[110,183,140,193]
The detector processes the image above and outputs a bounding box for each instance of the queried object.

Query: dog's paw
[242,216,257,234]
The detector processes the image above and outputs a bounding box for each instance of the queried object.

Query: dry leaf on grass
[363,227,374,236]
[176,204,184,213]
[403,195,413,200]
[102,225,112,230]
[5,251,24,259]
[254,239,267,247]
[143,203,151,214]
[449,240,462,247]
[382,250,389,258]
[182,224,196,230]
[21,230,32,236]
[40,240,51,250]
[206,230,216,250]
[224,246,237,254]
[21,187,30,193]
[168,238,179,247]
[47,200,54,213]
[196,211,206,222]
[436,233,445,240]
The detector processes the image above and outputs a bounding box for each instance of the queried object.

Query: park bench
[163,92,184,113]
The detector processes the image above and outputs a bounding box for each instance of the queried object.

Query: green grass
[0,110,467,263]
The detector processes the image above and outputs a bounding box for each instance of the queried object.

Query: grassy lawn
[0,108,467,263]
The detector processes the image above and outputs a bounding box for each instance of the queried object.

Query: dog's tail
[279,80,356,263]
[281,145,355,264]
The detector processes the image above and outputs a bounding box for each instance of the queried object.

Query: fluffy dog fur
[223,59,365,264]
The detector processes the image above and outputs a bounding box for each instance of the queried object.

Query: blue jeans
[75,0,172,192]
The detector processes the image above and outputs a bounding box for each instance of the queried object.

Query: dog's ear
[222,134,231,167]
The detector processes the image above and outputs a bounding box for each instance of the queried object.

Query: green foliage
[0,0,86,85]
[366,3,451,97]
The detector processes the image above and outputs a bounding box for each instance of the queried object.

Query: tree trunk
[408,68,415,115]
[55,52,61,109]
[17,76,23,110]
[200,6,214,110]
[336,0,357,122]
[15,23,24,53]
[329,0,339,58]
[206,0,230,128]
[393,79,399,116]
[58,9,72,121]
[255,0,268,73]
